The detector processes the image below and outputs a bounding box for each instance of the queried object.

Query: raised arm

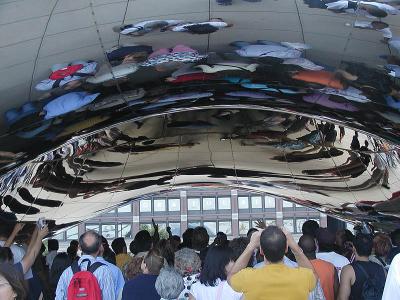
[4,223,25,247]
[20,225,48,274]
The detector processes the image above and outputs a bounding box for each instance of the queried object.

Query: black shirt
[350,261,385,300]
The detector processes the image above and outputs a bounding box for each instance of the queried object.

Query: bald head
[298,234,316,259]
[79,230,102,256]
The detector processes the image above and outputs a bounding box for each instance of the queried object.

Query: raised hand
[254,219,266,229]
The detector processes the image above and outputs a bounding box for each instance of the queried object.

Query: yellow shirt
[230,263,316,300]
[116,253,131,270]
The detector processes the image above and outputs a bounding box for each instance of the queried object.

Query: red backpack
[67,259,104,300]
[49,64,84,80]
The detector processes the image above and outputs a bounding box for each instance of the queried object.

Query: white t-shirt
[190,279,242,300]
[382,253,400,300]
[0,241,33,279]
[316,251,349,278]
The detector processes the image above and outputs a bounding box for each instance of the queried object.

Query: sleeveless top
[350,261,386,300]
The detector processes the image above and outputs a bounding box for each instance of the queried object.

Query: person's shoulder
[315,258,336,269]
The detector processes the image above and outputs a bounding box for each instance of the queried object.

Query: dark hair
[186,24,219,34]
[192,227,209,251]
[298,235,316,259]
[391,229,400,246]
[0,247,13,263]
[260,226,287,263]
[212,232,228,247]
[200,245,234,286]
[101,236,116,264]
[49,253,72,294]
[302,220,320,237]
[69,240,79,249]
[67,246,78,261]
[79,230,101,255]
[158,239,175,266]
[229,237,252,267]
[131,230,152,254]
[0,263,27,300]
[0,224,14,238]
[47,239,59,252]
[111,237,126,255]
[143,248,164,275]
[181,228,194,248]
[353,234,373,257]
[247,228,258,238]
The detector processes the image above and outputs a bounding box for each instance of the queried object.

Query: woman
[0,263,27,300]
[370,233,392,270]
[155,267,184,300]
[175,248,202,300]
[189,245,242,300]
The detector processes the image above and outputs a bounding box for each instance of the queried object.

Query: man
[302,220,320,238]
[46,239,59,269]
[111,237,131,270]
[228,226,316,300]
[382,253,400,299]
[387,228,400,263]
[299,234,339,300]
[192,226,209,265]
[338,234,386,300]
[98,236,125,297]
[316,228,349,277]
[56,230,115,300]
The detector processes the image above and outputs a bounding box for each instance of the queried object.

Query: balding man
[55,230,115,300]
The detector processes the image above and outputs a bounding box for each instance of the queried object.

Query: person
[0,263,27,300]
[122,248,164,300]
[174,248,202,300]
[382,253,400,299]
[299,234,339,300]
[49,253,72,298]
[316,228,350,277]
[189,245,242,300]
[335,229,355,262]
[179,228,194,249]
[211,232,229,247]
[229,237,253,267]
[55,230,115,300]
[66,246,79,262]
[369,233,392,270]
[228,226,316,300]
[302,220,320,238]
[338,234,386,300]
[123,256,144,281]
[46,239,59,269]
[388,228,400,263]
[191,227,209,265]
[101,237,116,265]
[155,267,184,300]
[130,230,152,255]
[111,237,131,270]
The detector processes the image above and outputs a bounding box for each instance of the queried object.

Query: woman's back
[191,279,242,300]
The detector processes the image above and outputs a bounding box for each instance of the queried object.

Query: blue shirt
[122,274,160,300]
[96,256,125,297]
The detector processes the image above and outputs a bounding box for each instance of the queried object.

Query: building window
[251,195,262,209]
[139,223,152,233]
[202,197,216,210]
[168,222,181,236]
[203,221,217,236]
[265,219,276,226]
[295,219,308,234]
[188,221,201,228]
[168,198,180,211]
[86,224,100,233]
[118,223,132,238]
[140,199,152,212]
[264,196,275,208]
[217,197,231,210]
[54,232,64,241]
[218,221,232,235]
[107,209,116,214]
[239,220,250,235]
[188,198,201,211]
[238,196,249,209]
[118,203,131,213]
[102,224,116,239]
[66,226,78,240]
[154,198,166,212]
[283,201,293,208]
[283,219,294,233]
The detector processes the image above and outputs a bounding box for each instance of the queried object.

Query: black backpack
[354,263,384,300]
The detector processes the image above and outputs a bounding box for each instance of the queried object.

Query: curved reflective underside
[1,0,400,232]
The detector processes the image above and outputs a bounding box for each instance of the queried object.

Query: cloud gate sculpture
[1,0,400,233]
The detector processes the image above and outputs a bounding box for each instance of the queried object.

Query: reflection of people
[166,18,232,34]
[114,20,183,35]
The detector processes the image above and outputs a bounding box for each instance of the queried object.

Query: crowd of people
[0,219,400,300]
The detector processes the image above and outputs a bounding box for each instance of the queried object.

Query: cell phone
[37,218,46,230]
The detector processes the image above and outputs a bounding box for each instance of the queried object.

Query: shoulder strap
[71,261,80,274]
[88,262,105,274]
[376,256,387,267]
[354,262,370,279]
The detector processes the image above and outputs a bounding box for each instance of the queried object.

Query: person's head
[66,246,78,260]
[353,234,373,258]
[124,256,143,280]
[298,235,317,260]
[132,230,152,254]
[101,236,116,264]
[373,233,392,258]
[141,248,164,275]
[47,239,59,252]
[302,220,320,237]
[391,229,400,247]
[0,263,27,300]
[79,230,102,256]
[213,232,228,247]
[49,253,72,287]
[70,240,79,250]
[247,228,258,239]
[111,237,127,255]
[316,228,336,252]
[192,227,209,251]
[0,248,13,264]
[158,239,175,266]
[229,237,252,266]
[186,24,219,34]
[155,267,184,300]
[335,229,355,248]
[170,235,181,251]
[199,245,234,286]
[260,226,287,263]
[174,248,201,276]
[0,224,14,240]
[181,228,194,248]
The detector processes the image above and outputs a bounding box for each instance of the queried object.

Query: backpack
[67,259,104,300]
[354,263,384,300]
[49,63,93,89]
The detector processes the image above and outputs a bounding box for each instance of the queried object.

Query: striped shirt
[55,255,116,300]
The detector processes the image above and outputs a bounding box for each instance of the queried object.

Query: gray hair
[155,267,184,299]
[174,248,201,276]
